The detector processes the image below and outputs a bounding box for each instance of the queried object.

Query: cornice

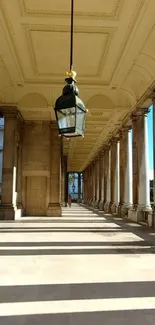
[0,105,24,123]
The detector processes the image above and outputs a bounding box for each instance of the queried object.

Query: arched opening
[67,172,83,203]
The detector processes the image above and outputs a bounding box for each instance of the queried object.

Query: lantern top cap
[66,70,77,79]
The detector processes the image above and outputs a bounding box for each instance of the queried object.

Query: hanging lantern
[54,0,87,137]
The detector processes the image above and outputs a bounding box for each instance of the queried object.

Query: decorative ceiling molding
[19,0,123,20]
[111,0,153,87]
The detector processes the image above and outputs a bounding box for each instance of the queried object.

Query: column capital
[0,106,24,123]
[110,136,119,145]
[99,150,104,158]
[151,89,155,103]
[119,126,131,139]
[50,121,58,130]
[96,154,101,160]
[121,125,131,133]
[104,143,110,151]
[132,108,150,120]
[99,147,105,156]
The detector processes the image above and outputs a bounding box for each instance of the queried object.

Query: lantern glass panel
[76,107,86,136]
[57,107,76,130]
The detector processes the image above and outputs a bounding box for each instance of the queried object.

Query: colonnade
[83,107,154,226]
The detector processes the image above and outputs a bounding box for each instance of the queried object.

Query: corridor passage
[0,204,155,324]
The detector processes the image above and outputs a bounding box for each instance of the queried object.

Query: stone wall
[21,121,61,216]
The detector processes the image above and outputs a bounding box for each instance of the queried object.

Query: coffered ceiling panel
[29,28,109,77]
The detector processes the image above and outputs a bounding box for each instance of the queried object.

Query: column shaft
[95,159,100,209]
[110,138,119,213]
[153,98,155,226]
[125,129,133,207]
[104,146,111,212]
[119,127,133,217]
[78,173,81,202]
[92,162,96,207]
[83,170,87,203]
[138,112,150,208]
[132,116,139,208]
[130,109,151,223]
[61,155,67,207]
[0,107,23,219]
[99,152,104,211]
[89,164,93,205]
[47,122,61,217]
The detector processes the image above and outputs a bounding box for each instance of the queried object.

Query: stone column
[107,147,111,212]
[84,168,89,204]
[78,173,81,202]
[83,170,86,203]
[95,158,100,209]
[138,109,151,214]
[47,122,61,217]
[110,138,120,214]
[104,146,111,212]
[16,123,24,213]
[118,127,133,217]
[119,129,126,216]
[132,115,139,210]
[114,140,120,213]
[89,164,93,206]
[125,128,133,209]
[81,173,84,202]
[103,148,108,211]
[92,161,96,208]
[61,155,67,207]
[99,152,104,211]
[87,167,91,204]
[153,95,155,226]
[129,109,151,223]
[98,155,102,203]
[0,107,24,220]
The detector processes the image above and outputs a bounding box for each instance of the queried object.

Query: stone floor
[0,204,155,324]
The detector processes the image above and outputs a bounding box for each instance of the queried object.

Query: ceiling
[0,0,155,171]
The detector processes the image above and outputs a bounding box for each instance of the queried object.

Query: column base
[88,199,93,207]
[118,203,129,218]
[47,203,61,217]
[99,200,104,212]
[111,202,119,214]
[94,200,99,210]
[104,201,110,213]
[109,201,114,214]
[91,199,96,209]
[137,205,152,224]
[152,210,155,228]
[0,204,23,220]
[86,199,90,205]
[128,205,152,225]
[61,201,67,207]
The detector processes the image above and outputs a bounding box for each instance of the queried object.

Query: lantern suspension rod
[70,0,74,71]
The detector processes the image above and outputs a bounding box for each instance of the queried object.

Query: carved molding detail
[19,0,123,20]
